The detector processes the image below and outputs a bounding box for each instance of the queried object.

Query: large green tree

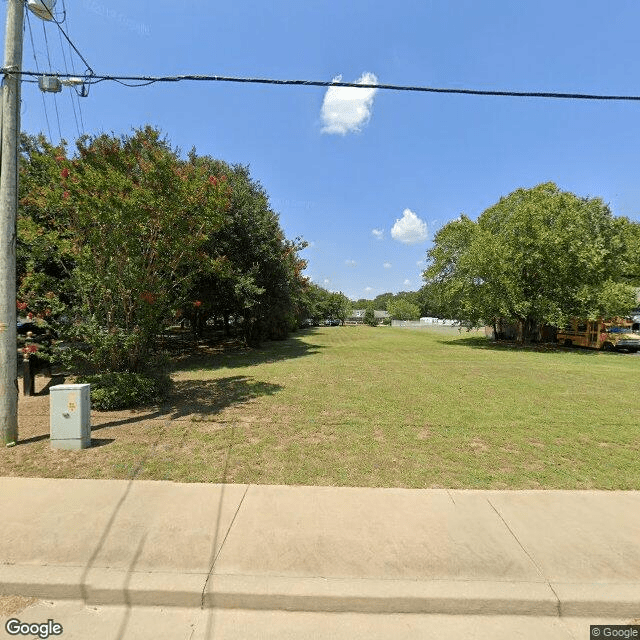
[387,298,420,321]
[372,292,394,310]
[323,291,352,325]
[17,134,76,323]
[21,127,230,371]
[617,218,640,285]
[424,183,637,341]
[184,156,308,345]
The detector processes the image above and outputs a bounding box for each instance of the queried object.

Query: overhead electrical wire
[55,10,82,137]
[6,70,640,102]
[13,5,640,105]
[40,19,63,140]
[24,8,53,140]
[37,0,94,77]
[59,0,86,133]
[22,0,89,141]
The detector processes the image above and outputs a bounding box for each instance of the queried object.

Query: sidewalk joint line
[548,582,562,617]
[200,483,251,608]
[446,490,456,505]
[486,498,562,616]
[486,499,543,576]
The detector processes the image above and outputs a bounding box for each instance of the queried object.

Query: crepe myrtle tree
[17,134,76,330]
[27,127,231,372]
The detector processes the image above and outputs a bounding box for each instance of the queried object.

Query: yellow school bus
[556,318,640,353]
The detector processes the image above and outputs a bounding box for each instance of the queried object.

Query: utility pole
[0,0,24,445]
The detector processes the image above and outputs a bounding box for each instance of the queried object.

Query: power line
[56,12,81,137]
[24,9,52,140]
[37,0,94,76]
[56,0,86,128]
[41,20,63,140]
[6,70,640,102]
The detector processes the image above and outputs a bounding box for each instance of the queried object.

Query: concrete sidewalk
[0,477,639,618]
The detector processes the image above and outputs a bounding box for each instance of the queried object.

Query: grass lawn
[3,325,639,489]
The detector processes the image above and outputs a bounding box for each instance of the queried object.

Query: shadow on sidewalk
[76,410,244,639]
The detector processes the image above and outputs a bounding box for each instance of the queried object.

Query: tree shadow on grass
[168,332,325,373]
[162,375,283,420]
[438,335,605,356]
[77,376,282,432]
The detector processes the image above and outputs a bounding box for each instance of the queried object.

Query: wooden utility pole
[0,0,24,445]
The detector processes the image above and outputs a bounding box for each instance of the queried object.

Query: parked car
[17,318,50,336]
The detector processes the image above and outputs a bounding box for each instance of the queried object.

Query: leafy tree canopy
[387,298,421,321]
[423,182,637,341]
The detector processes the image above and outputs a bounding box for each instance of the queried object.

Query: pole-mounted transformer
[38,75,62,93]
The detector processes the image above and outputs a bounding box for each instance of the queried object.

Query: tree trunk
[223,313,230,337]
[517,317,538,343]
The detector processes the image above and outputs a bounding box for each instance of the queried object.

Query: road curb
[2,565,639,617]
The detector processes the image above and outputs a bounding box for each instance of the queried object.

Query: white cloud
[321,72,378,135]
[323,278,330,285]
[383,262,392,269]
[404,279,411,286]
[364,286,373,292]
[345,259,357,267]
[371,228,384,240]
[416,259,425,267]
[391,209,429,245]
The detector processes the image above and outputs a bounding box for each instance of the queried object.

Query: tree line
[17,126,319,374]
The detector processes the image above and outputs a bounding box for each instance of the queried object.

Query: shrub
[75,371,171,411]
[364,307,377,327]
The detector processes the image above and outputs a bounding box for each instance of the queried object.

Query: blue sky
[6,0,640,300]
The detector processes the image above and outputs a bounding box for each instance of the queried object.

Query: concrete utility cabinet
[50,384,91,450]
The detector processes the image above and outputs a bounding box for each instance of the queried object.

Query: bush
[364,308,377,327]
[75,371,171,411]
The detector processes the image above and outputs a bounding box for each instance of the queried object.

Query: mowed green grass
[155,325,640,488]
[5,326,639,488]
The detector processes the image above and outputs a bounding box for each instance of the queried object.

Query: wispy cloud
[364,286,373,292]
[321,72,378,135]
[383,262,392,269]
[345,259,357,267]
[403,279,411,286]
[371,228,384,240]
[391,208,429,245]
